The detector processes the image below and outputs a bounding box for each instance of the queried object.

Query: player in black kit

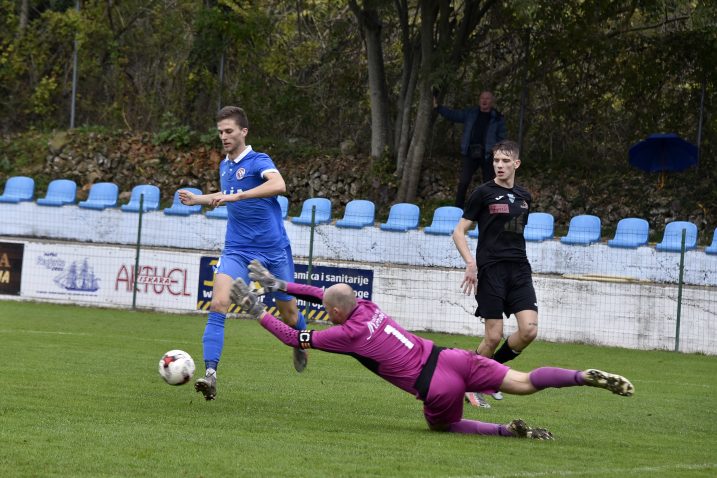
[452,139,537,409]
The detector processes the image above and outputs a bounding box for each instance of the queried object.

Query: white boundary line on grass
[638,378,711,388]
[0,328,193,345]
[0,328,93,336]
[457,462,717,478]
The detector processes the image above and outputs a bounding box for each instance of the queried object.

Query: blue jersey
[219,146,289,253]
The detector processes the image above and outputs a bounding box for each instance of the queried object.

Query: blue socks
[294,310,306,330]
[203,311,225,370]
[202,309,304,371]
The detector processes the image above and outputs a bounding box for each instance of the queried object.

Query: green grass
[1,301,716,478]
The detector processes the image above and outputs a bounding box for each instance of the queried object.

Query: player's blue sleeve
[253,153,280,180]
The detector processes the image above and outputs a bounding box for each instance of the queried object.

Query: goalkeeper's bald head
[323,284,357,324]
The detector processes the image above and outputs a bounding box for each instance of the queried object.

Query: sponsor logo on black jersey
[489,204,510,214]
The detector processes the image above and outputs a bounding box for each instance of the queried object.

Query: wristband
[298,330,313,349]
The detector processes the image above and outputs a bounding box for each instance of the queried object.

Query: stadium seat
[291,197,332,225]
[524,212,554,242]
[424,206,463,235]
[655,221,698,252]
[380,203,420,232]
[277,195,289,219]
[0,176,35,203]
[37,179,77,207]
[206,205,228,219]
[336,199,376,229]
[560,214,601,245]
[607,217,649,248]
[705,228,717,255]
[163,187,203,216]
[120,184,160,212]
[468,225,479,238]
[78,182,119,210]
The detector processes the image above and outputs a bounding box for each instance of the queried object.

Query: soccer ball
[158,350,195,385]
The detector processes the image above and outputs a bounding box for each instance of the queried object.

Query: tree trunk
[19,0,29,33]
[393,0,411,171]
[365,20,390,157]
[395,41,420,174]
[396,0,436,203]
[397,89,433,203]
[349,1,391,158]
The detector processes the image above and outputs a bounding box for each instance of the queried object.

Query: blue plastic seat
[705,228,717,255]
[121,184,160,212]
[607,218,649,248]
[277,195,289,219]
[0,176,35,203]
[424,206,463,235]
[78,182,119,210]
[560,215,601,245]
[468,225,479,238]
[37,179,77,207]
[291,198,332,225]
[206,205,228,219]
[336,199,376,229]
[380,203,420,232]
[655,221,698,252]
[163,187,203,216]
[524,212,554,242]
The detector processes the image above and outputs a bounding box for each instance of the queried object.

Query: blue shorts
[215,245,296,303]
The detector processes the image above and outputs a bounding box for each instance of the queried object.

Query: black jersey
[463,180,531,269]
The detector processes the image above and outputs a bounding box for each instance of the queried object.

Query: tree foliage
[0,0,714,202]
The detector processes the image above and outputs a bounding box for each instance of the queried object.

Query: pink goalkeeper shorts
[422,348,510,427]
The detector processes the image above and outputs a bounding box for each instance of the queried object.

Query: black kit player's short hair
[492,139,520,158]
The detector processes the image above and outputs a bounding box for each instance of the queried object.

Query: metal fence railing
[2,197,716,355]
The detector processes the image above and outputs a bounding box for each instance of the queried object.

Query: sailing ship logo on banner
[53,259,100,292]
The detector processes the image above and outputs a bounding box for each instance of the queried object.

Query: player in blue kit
[178,106,307,401]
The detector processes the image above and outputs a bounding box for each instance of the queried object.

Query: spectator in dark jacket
[434,91,507,208]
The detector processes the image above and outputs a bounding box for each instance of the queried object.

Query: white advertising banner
[21,242,200,311]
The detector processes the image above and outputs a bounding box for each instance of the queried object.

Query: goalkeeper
[236,260,634,439]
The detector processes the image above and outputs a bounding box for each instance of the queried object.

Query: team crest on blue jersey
[236,168,246,180]
[508,193,515,203]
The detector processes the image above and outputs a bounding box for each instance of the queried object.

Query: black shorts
[475,261,537,319]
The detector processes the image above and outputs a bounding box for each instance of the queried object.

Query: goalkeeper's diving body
[236,260,634,439]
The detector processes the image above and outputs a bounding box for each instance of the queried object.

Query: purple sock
[529,367,585,390]
[449,419,513,436]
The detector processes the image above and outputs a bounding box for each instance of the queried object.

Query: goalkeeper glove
[248,259,287,292]
[230,278,265,319]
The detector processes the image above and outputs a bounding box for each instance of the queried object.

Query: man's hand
[230,278,266,319]
[178,189,198,206]
[248,259,287,292]
[461,263,478,295]
[210,192,242,207]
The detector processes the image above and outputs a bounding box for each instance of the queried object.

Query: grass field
[1,300,716,478]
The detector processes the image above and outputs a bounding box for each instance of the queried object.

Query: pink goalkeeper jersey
[260,282,435,397]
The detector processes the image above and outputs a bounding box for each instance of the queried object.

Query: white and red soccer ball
[158,350,195,385]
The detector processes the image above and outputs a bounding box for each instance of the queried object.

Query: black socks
[492,340,521,363]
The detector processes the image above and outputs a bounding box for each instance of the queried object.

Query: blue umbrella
[629,133,698,173]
